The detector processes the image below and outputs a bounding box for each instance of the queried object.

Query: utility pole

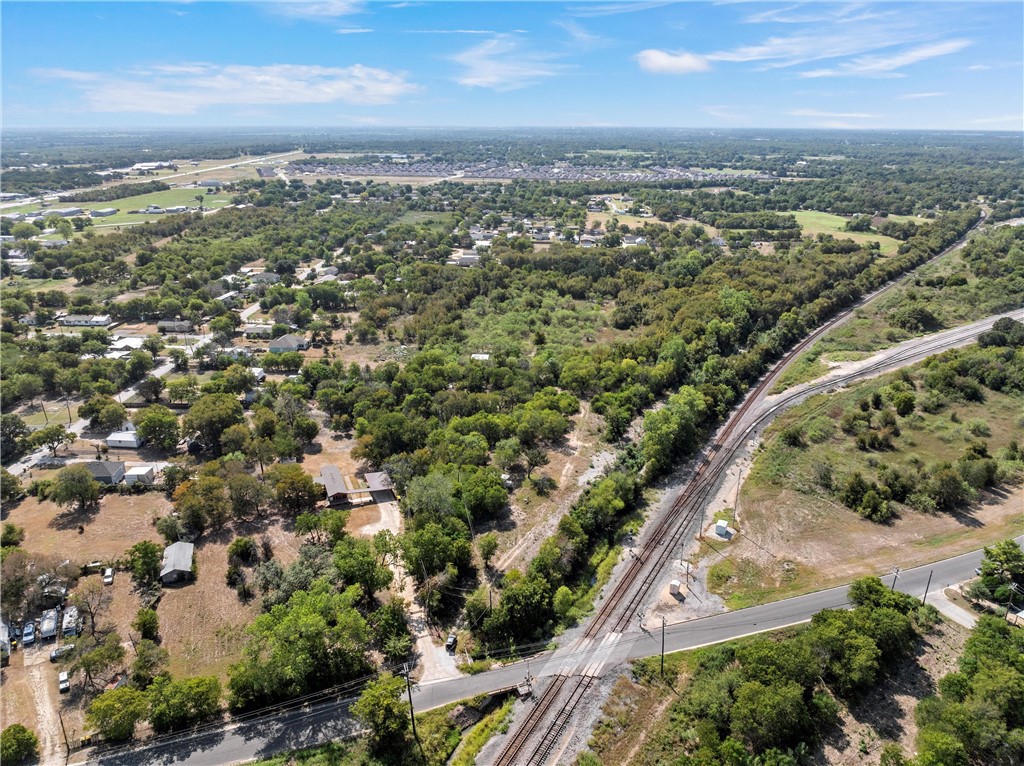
[890,567,901,592]
[403,664,424,760]
[660,616,666,677]
[922,570,933,605]
[58,710,70,756]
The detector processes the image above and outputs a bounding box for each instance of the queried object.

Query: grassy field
[5,187,232,227]
[776,223,1024,391]
[706,361,1024,610]
[787,210,903,255]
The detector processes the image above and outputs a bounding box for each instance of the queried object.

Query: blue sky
[2,1,1021,129]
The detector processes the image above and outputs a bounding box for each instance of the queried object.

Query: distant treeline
[1,167,124,195]
[59,180,170,203]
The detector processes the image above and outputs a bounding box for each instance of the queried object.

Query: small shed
[715,519,730,538]
[107,430,143,449]
[160,542,195,584]
[124,466,156,486]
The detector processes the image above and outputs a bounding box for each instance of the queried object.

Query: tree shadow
[49,502,102,531]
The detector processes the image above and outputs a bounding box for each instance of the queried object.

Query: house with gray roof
[83,461,125,485]
[160,542,194,584]
[269,334,309,353]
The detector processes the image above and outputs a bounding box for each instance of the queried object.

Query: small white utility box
[715,519,730,537]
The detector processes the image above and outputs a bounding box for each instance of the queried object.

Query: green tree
[493,436,522,471]
[166,376,200,405]
[0,724,39,764]
[132,607,159,641]
[29,423,75,455]
[1,521,25,547]
[524,447,549,479]
[730,680,811,752]
[132,405,180,451]
[148,675,222,733]
[182,393,244,454]
[136,375,165,403]
[227,473,271,520]
[351,672,409,751]
[268,464,320,517]
[129,639,169,689]
[226,581,370,711]
[86,687,148,741]
[49,464,101,513]
[174,476,230,536]
[478,532,499,568]
[979,539,1024,590]
[72,631,127,689]
[126,540,162,586]
[99,402,130,432]
[334,536,393,599]
[0,414,29,459]
[0,469,23,505]
[221,364,257,394]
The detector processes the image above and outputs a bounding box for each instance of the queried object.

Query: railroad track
[491,217,994,766]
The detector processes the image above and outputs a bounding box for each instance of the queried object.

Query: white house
[107,430,144,449]
[124,466,156,486]
[61,315,112,327]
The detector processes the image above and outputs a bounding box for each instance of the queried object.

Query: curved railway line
[491,216,1003,765]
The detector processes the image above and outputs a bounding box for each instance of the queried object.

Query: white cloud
[555,20,606,48]
[896,91,945,100]
[335,27,372,34]
[745,4,893,26]
[571,2,676,18]
[788,109,880,119]
[405,29,501,35]
[451,36,565,90]
[33,68,101,82]
[39,63,418,114]
[635,49,710,74]
[269,1,362,19]
[800,39,971,78]
[708,30,911,69]
[968,64,991,71]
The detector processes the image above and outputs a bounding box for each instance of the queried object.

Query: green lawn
[786,210,903,255]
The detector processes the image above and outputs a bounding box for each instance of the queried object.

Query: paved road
[78,536,1022,766]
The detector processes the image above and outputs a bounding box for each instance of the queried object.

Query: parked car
[58,670,70,693]
[50,644,75,662]
[445,633,457,653]
[22,622,35,646]
[103,568,114,585]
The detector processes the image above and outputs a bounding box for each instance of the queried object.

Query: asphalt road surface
[80,536,1021,766]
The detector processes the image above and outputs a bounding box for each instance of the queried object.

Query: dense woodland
[1,131,1022,750]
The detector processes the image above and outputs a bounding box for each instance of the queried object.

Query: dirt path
[24,647,62,763]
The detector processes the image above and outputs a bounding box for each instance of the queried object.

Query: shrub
[227,536,259,565]
[1,724,38,764]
